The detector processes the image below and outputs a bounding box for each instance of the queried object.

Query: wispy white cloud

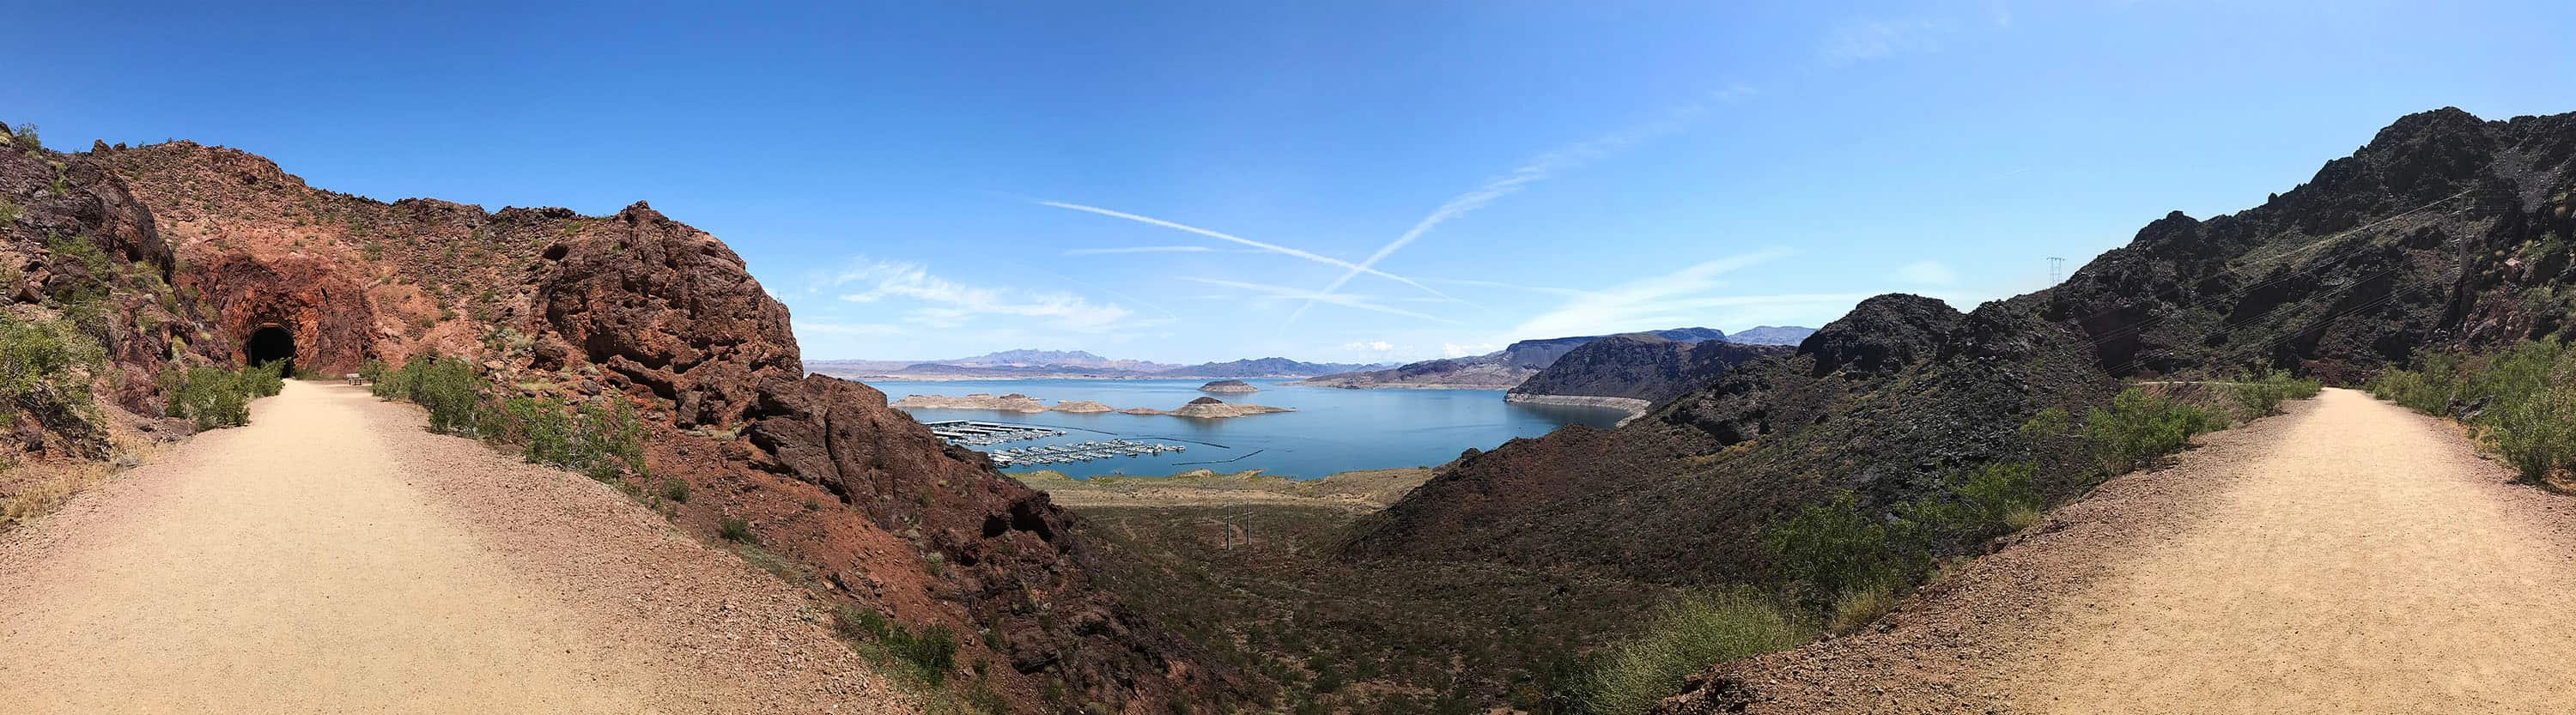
[792,319,908,337]
[1425,276,1605,298]
[1062,245,1217,256]
[824,258,1138,332]
[1180,277,1461,324]
[1342,340,1402,353]
[1442,342,1501,358]
[1288,94,1752,324]
[1510,248,1871,336]
[1821,17,1952,66]
[1896,259,1959,286]
[1038,201,1455,300]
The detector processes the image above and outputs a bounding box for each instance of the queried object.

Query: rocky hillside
[1346,107,2576,635]
[1297,326,1727,389]
[1509,333,1789,404]
[6,131,1242,712]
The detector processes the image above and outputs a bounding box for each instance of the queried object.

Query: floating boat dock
[924,421,1065,446]
[987,439,1185,468]
[923,421,1188,466]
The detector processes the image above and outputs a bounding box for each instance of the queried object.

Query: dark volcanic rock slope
[11,135,1242,712]
[1349,107,2576,597]
[1509,333,1787,404]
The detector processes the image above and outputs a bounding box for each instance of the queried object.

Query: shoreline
[1503,392,1649,426]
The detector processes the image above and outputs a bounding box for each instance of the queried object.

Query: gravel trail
[0,380,908,714]
[1674,388,2576,714]
[2008,387,2576,713]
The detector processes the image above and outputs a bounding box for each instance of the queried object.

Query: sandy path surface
[2008,388,2576,713]
[0,381,908,714]
[1682,389,2576,714]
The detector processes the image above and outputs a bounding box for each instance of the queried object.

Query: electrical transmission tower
[2049,257,2066,285]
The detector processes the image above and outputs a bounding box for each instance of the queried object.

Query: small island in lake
[890,393,1291,418]
[1198,379,1260,393]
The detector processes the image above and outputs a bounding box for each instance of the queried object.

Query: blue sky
[9,1,2573,362]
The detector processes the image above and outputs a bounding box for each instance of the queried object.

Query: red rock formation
[190,254,376,374]
[529,202,801,428]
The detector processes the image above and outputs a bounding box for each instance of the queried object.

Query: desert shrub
[160,366,258,429]
[830,605,963,687]
[370,355,426,400]
[2382,342,2576,480]
[660,477,690,503]
[720,517,756,543]
[0,312,102,404]
[0,197,20,225]
[368,354,487,434]
[1759,490,1929,604]
[504,397,574,465]
[243,361,286,397]
[2084,388,2221,473]
[576,398,647,479]
[481,396,647,479]
[1572,589,1811,715]
[2226,368,2323,418]
[8,123,39,152]
[410,357,482,433]
[1905,462,2043,542]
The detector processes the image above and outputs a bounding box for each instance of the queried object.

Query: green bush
[2084,388,2222,474]
[1905,462,2043,542]
[2377,342,2576,481]
[2227,368,2323,418]
[0,312,103,406]
[660,477,690,503]
[720,518,756,543]
[830,605,963,687]
[1572,589,1812,715]
[160,365,272,429]
[7,123,38,153]
[477,396,648,480]
[369,354,483,434]
[577,398,647,479]
[1759,490,1929,603]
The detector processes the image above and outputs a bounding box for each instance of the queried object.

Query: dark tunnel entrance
[246,325,295,377]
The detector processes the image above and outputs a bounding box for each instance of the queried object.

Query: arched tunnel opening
[245,325,295,377]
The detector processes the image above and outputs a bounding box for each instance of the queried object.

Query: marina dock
[923,421,1188,466]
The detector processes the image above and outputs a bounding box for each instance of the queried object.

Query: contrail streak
[1039,201,1455,300]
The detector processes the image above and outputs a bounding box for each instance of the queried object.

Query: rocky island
[1197,379,1260,393]
[1120,396,1293,418]
[890,393,1291,418]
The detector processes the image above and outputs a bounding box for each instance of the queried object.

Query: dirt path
[2008,388,2576,713]
[0,381,908,714]
[1673,388,2576,714]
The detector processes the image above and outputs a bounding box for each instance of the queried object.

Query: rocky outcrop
[1197,379,1259,393]
[1121,396,1292,418]
[530,203,803,428]
[1510,333,1787,405]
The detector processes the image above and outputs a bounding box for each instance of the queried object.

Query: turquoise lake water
[866,379,1629,479]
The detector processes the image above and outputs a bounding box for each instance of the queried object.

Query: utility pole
[2049,257,2066,285]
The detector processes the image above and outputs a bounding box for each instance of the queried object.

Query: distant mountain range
[805,349,1392,379]
[1724,325,1818,346]
[1295,326,1807,390]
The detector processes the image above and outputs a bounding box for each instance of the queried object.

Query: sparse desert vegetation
[2371,341,2576,482]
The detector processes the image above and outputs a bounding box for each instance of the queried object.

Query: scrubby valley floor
[1670,389,2576,714]
[0,382,906,714]
[1016,467,1678,713]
